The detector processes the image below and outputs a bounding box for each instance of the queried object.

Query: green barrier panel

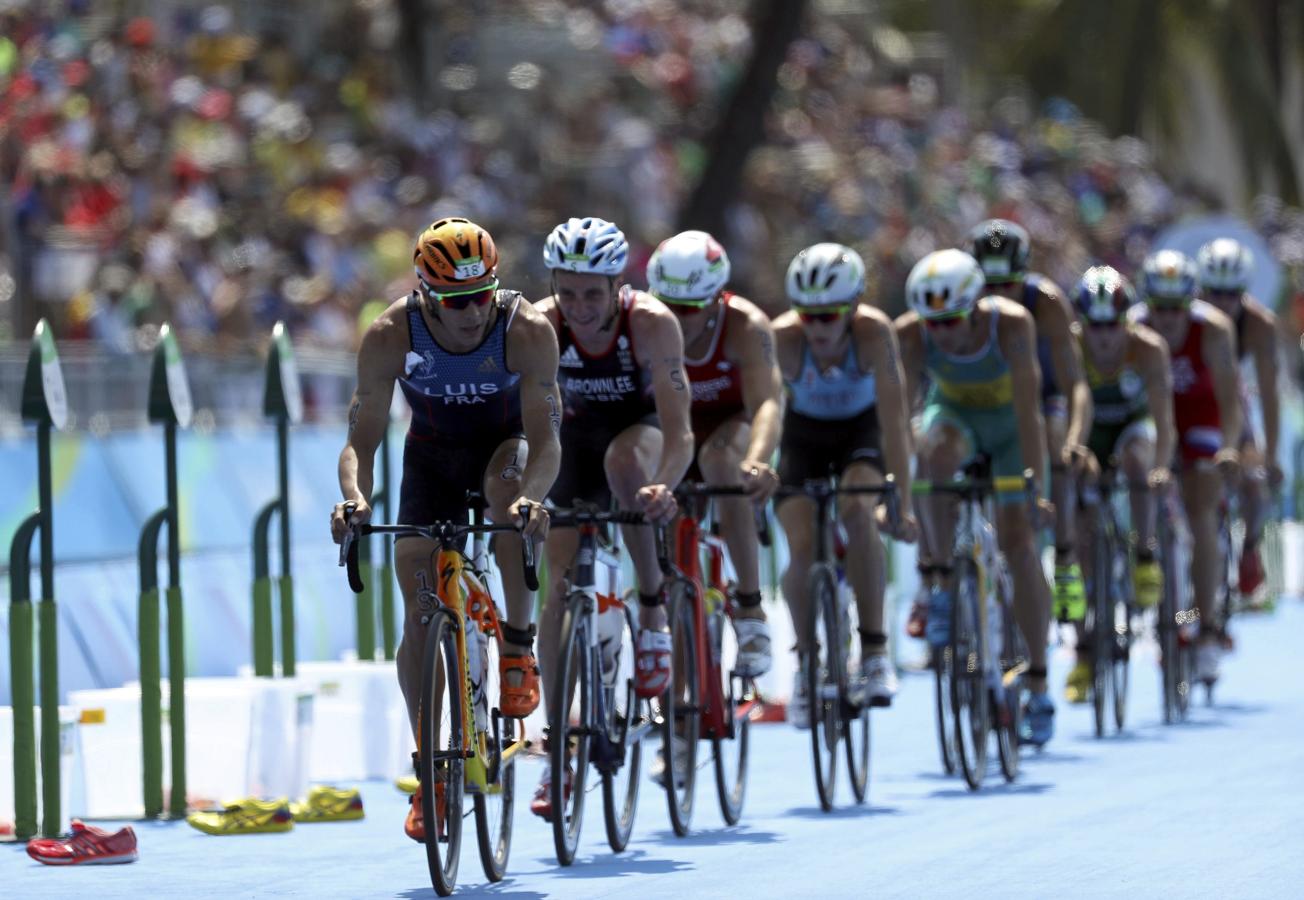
[251,502,277,677]
[8,319,66,839]
[356,493,377,661]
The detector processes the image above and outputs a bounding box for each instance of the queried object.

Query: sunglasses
[796,304,851,324]
[656,293,713,316]
[1087,320,1123,331]
[1205,288,1241,299]
[423,277,499,310]
[923,313,968,330]
[1147,298,1190,312]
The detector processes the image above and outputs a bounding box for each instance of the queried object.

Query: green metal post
[164,421,187,815]
[356,516,376,661]
[36,422,59,838]
[277,417,295,676]
[252,502,278,676]
[8,513,41,840]
[137,510,167,817]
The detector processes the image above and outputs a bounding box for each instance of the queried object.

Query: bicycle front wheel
[549,594,592,866]
[473,618,513,883]
[995,565,1024,783]
[807,564,841,811]
[1089,513,1111,739]
[419,610,464,897]
[841,578,870,804]
[602,597,645,853]
[660,582,700,836]
[711,600,749,826]
[951,559,989,791]
[1111,531,1133,733]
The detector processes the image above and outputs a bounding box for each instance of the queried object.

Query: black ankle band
[1136,547,1155,562]
[638,591,665,608]
[1027,666,1048,680]
[501,623,536,648]
[918,563,952,577]
[859,630,888,647]
[734,589,763,609]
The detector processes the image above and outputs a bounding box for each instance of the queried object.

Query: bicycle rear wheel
[419,610,464,897]
[1111,529,1133,733]
[932,591,958,775]
[841,580,870,804]
[711,602,749,826]
[951,559,989,790]
[1157,510,1187,724]
[473,621,513,882]
[807,564,841,811]
[549,595,592,866]
[995,564,1024,783]
[602,598,644,853]
[660,582,700,836]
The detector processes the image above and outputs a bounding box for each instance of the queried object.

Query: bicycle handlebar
[770,475,902,539]
[675,482,771,549]
[549,507,672,576]
[338,502,540,594]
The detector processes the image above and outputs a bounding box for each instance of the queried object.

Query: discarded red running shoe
[26,820,138,865]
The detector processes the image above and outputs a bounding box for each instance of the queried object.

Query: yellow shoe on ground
[290,785,365,823]
[1054,563,1087,622]
[1065,660,1091,705]
[186,797,294,835]
[395,775,419,795]
[1133,559,1161,609]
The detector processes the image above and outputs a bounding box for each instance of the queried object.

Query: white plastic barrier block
[66,686,145,819]
[291,660,401,783]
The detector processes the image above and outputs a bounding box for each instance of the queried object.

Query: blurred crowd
[2,0,1303,356]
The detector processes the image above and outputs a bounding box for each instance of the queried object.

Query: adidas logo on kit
[560,345,583,368]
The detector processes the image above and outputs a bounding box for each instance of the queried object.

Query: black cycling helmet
[969,218,1031,285]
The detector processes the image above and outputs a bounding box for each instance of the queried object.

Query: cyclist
[329,217,562,842]
[894,248,1057,745]
[531,216,694,818]
[1063,266,1176,703]
[1132,249,1242,685]
[968,219,1093,630]
[1196,238,1282,599]
[645,229,784,679]
[772,243,919,723]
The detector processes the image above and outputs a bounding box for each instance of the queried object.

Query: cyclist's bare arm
[729,297,785,466]
[1201,308,1244,456]
[857,308,914,515]
[1038,282,1093,453]
[997,300,1049,492]
[632,296,694,488]
[892,312,926,415]
[1244,299,1281,467]
[771,311,804,382]
[1133,324,1176,473]
[505,301,563,514]
[334,300,406,540]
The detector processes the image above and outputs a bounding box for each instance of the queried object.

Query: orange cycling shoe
[528,766,573,821]
[906,598,928,639]
[635,628,672,699]
[405,781,450,843]
[499,654,540,719]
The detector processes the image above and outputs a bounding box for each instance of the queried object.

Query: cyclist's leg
[915,404,973,567]
[604,420,669,632]
[1237,437,1268,595]
[1116,420,1158,551]
[775,495,817,648]
[395,536,442,737]
[839,460,887,648]
[482,436,541,711]
[698,415,771,675]
[1045,398,1076,559]
[1179,461,1223,635]
[539,526,579,716]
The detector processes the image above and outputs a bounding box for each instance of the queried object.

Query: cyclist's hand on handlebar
[879,506,919,544]
[511,497,550,540]
[1082,451,1101,483]
[1213,447,1240,483]
[1148,465,1173,492]
[1267,460,1284,489]
[637,483,678,524]
[331,498,370,543]
[1062,441,1091,474]
[1034,497,1056,530]
[740,459,779,501]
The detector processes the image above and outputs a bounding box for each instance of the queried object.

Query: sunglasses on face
[1147,299,1190,313]
[425,278,499,310]
[923,313,967,330]
[1087,320,1123,331]
[796,304,851,324]
[1206,288,1241,300]
[656,294,713,316]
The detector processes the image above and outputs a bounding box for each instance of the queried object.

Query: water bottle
[463,615,489,732]
[597,567,625,685]
[704,587,726,665]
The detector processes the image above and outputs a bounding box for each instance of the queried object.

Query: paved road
[6,598,1302,899]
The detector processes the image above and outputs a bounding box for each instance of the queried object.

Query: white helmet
[905,249,985,320]
[785,243,866,307]
[542,216,629,276]
[646,230,730,302]
[1142,249,1197,303]
[1196,238,1253,293]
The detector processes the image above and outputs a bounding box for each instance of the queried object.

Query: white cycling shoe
[649,734,690,789]
[731,615,772,678]
[854,653,898,708]
[787,670,810,729]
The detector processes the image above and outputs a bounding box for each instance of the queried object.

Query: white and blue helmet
[543,217,629,277]
[1196,238,1253,293]
[1142,249,1198,303]
[785,243,866,307]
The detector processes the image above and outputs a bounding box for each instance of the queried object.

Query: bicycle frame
[671,510,757,742]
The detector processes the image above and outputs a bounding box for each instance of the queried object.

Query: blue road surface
[6,599,1303,898]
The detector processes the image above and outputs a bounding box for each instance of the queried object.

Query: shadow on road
[646,826,782,847]
[782,804,902,820]
[926,781,1053,800]
[531,848,695,879]
[400,886,549,900]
